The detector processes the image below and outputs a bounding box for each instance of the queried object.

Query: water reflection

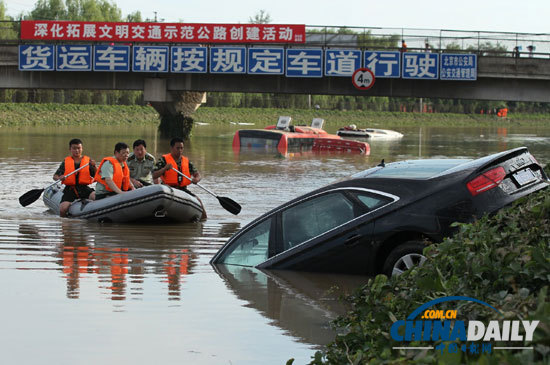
[217,222,242,238]
[13,220,206,302]
[214,265,369,345]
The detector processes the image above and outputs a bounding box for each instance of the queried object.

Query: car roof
[351,148,529,180]
[351,158,472,179]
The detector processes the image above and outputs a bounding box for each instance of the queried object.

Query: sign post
[352,68,375,90]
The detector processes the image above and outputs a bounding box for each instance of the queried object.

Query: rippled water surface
[1,121,549,364]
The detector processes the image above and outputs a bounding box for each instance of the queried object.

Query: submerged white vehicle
[337,126,404,140]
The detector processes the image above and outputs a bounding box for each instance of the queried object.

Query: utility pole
[154,12,157,22]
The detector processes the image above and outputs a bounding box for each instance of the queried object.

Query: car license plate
[513,168,537,186]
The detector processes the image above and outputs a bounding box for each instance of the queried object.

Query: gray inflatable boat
[43,184,204,223]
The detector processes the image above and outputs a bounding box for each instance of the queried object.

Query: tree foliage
[25,0,122,21]
[0,1,18,39]
[248,10,272,24]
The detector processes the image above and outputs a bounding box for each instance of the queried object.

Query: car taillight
[467,167,506,196]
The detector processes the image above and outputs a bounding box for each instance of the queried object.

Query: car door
[259,188,396,274]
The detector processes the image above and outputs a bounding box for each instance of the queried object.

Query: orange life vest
[94,157,131,192]
[63,155,93,185]
[162,153,191,187]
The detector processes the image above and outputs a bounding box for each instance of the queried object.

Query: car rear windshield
[352,159,471,179]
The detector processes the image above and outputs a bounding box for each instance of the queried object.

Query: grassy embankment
[1,103,550,128]
[305,165,550,365]
[0,103,159,126]
[194,107,550,128]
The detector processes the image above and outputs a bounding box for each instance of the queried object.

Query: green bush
[309,167,550,364]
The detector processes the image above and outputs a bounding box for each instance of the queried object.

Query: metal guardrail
[306,26,550,58]
[1,20,549,58]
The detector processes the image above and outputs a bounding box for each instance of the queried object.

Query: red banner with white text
[20,21,306,43]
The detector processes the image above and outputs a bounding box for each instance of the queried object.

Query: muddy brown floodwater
[1,122,548,364]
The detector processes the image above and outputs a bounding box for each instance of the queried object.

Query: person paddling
[53,138,97,217]
[94,142,135,200]
[153,137,207,219]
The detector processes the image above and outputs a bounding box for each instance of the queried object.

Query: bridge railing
[305,25,550,58]
[1,20,549,58]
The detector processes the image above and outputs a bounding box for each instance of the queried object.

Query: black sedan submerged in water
[211,147,549,276]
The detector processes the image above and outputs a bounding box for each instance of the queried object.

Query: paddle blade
[218,196,241,215]
[19,188,45,207]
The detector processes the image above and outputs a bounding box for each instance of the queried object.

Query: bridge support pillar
[144,78,206,139]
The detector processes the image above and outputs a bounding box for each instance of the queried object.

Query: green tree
[467,41,508,56]
[358,31,400,49]
[26,0,67,20]
[26,0,122,22]
[445,42,462,51]
[0,1,8,20]
[125,10,142,22]
[249,10,272,24]
[0,1,18,39]
[66,0,121,21]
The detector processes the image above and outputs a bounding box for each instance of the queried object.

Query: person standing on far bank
[94,142,135,200]
[53,138,97,217]
[127,139,157,188]
[153,137,207,219]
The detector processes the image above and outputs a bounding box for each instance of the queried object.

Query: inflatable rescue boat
[43,184,204,223]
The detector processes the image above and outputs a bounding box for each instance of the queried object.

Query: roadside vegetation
[2,103,550,128]
[304,165,550,365]
[0,103,158,126]
[193,107,550,128]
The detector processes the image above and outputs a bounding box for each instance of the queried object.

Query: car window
[218,218,271,266]
[282,192,356,250]
[354,192,393,210]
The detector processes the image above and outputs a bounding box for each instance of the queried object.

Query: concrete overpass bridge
[2,45,550,102]
[1,23,549,135]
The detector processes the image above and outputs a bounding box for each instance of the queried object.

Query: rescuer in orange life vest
[94,142,135,200]
[152,137,207,219]
[53,138,97,217]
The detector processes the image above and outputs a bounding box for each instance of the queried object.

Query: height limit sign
[352,68,375,90]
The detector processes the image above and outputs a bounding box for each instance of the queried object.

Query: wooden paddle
[171,168,241,215]
[19,163,90,207]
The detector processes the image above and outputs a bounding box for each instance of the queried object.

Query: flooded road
[1,121,549,364]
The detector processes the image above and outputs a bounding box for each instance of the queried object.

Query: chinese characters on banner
[57,45,92,71]
[325,50,361,77]
[172,46,207,73]
[248,48,284,74]
[402,52,439,79]
[19,45,55,71]
[210,47,246,73]
[94,45,130,71]
[18,44,478,81]
[133,46,169,72]
[364,51,401,78]
[286,49,323,77]
[20,21,306,44]
[440,54,477,80]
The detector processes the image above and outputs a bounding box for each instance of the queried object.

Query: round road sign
[352,68,375,90]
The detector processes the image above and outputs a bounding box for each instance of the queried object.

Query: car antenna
[377,159,385,167]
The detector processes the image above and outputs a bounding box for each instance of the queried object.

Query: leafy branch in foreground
[309,166,550,364]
